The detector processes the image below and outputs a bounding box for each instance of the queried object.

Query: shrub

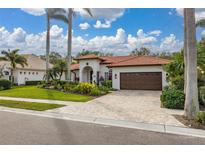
[98,86,110,93]
[90,87,105,96]
[160,87,185,109]
[0,79,12,90]
[199,86,205,106]
[25,80,41,85]
[196,112,205,125]
[63,82,77,92]
[75,82,96,94]
[101,80,112,88]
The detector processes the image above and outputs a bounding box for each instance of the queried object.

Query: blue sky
[0,8,204,56]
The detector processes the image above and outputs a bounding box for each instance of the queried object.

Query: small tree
[53,59,67,80]
[0,49,27,83]
[130,47,151,56]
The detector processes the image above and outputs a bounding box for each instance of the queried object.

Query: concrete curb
[0,107,205,139]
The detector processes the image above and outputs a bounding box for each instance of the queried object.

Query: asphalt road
[0,111,205,145]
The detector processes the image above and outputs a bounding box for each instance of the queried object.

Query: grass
[0,86,93,102]
[0,100,65,111]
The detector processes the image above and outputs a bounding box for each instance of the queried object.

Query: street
[0,111,205,144]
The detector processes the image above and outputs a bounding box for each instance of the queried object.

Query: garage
[120,72,162,90]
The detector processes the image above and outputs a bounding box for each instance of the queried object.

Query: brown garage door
[120,72,162,90]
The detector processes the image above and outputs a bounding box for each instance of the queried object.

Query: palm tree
[0,49,27,83]
[45,8,92,81]
[45,8,68,82]
[184,8,199,119]
[65,8,93,81]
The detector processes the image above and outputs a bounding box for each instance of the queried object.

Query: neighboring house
[71,54,170,90]
[0,54,55,85]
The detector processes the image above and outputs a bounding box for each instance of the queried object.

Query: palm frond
[83,8,93,17]
[0,57,8,61]
[196,19,205,28]
[51,14,68,23]
[11,49,20,54]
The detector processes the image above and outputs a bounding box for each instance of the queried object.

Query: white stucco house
[0,53,170,90]
[71,54,170,90]
[0,54,56,85]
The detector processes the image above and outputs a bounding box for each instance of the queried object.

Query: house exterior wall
[112,65,168,90]
[15,69,46,85]
[99,64,109,80]
[71,70,79,82]
[79,59,101,83]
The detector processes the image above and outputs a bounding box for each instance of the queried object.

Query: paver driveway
[47,90,184,126]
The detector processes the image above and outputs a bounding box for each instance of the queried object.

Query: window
[20,72,22,75]
[104,72,109,80]
[24,72,26,75]
[108,69,112,80]
[36,72,38,75]
[29,72,31,75]
[32,72,35,75]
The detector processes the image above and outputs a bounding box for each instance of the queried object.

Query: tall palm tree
[65,8,93,81]
[184,9,187,92]
[0,49,27,83]
[45,8,92,81]
[45,8,68,82]
[184,8,199,119]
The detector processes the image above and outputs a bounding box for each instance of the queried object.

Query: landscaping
[0,86,93,102]
[0,99,65,111]
[39,80,111,96]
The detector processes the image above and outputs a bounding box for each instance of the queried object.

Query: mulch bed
[174,115,205,130]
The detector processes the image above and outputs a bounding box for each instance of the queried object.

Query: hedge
[25,80,41,85]
[0,79,12,90]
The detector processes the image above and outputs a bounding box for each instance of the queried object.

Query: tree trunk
[184,9,187,93]
[65,8,72,81]
[10,68,14,85]
[184,8,199,119]
[46,13,50,82]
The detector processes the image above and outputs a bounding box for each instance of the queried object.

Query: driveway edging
[0,106,205,139]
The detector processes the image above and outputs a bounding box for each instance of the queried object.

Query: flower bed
[39,80,110,96]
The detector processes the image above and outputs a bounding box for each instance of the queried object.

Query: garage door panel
[120,72,162,90]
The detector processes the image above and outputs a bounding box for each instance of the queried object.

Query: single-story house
[0,54,60,85]
[0,53,170,90]
[71,54,170,90]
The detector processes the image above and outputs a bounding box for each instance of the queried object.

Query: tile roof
[72,54,170,70]
[100,56,134,64]
[71,63,79,70]
[107,56,170,67]
[75,54,103,60]
[0,54,53,71]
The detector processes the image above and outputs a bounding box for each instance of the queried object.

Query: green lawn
[0,86,93,102]
[0,100,65,111]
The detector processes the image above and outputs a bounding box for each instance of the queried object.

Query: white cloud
[93,20,111,29]
[79,22,90,30]
[148,30,162,36]
[21,8,46,16]
[76,8,125,21]
[0,25,183,56]
[159,34,183,52]
[127,29,157,49]
[50,25,63,38]
[175,8,205,22]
